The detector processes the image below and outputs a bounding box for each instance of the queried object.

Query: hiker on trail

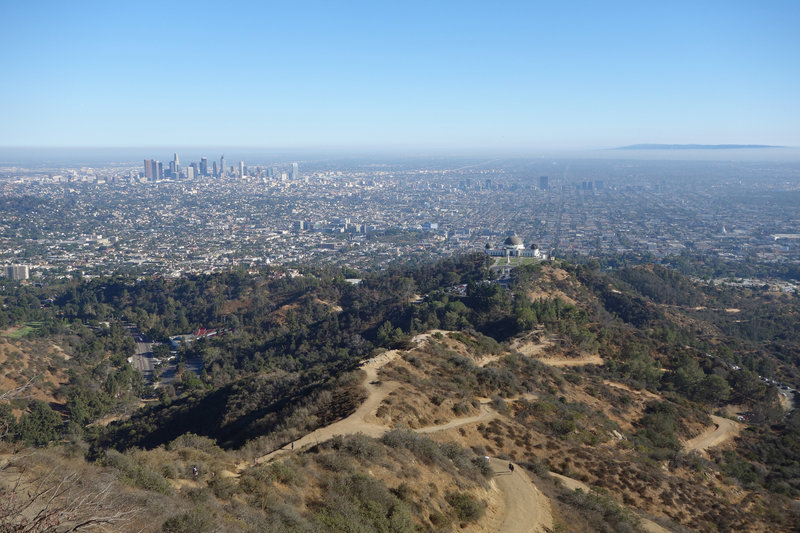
[291,441,294,450]
[508,463,514,472]
[192,466,198,478]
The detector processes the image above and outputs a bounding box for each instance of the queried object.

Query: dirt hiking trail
[253,350,403,464]
[243,338,555,533]
[684,415,742,455]
[484,459,553,533]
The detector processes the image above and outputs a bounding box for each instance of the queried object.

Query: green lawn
[2,324,40,339]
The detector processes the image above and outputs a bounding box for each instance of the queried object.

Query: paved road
[158,358,204,386]
[133,341,154,383]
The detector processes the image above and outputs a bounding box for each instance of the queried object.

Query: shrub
[208,475,237,499]
[266,460,301,484]
[521,457,549,477]
[339,433,385,461]
[559,487,640,531]
[452,401,471,415]
[162,506,217,533]
[391,482,413,502]
[491,394,508,414]
[316,452,353,473]
[429,510,450,527]
[446,492,484,522]
[382,430,489,482]
[168,433,224,455]
[317,473,415,533]
[100,449,172,494]
[186,487,213,505]
[257,503,317,532]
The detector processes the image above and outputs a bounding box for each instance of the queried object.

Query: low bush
[446,491,484,522]
[559,487,640,532]
[162,506,217,533]
[317,473,415,533]
[208,475,237,500]
[100,449,172,494]
[382,429,490,483]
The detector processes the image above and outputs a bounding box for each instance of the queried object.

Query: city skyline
[1,1,799,149]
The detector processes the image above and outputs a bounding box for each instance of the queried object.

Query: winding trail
[545,414,743,532]
[538,355,605,367]
[416,403,496,434]
[684,415,742,455]
[602,380,661,400]
[252,350,402,465]
[241,339,553,533]
[238,333,736,532]
[486,459,553,533]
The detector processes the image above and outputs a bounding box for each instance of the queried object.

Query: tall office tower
[5,265,30,280]
[173,152,180,171]
[220,155,226,177]
[200,157,208,176]
[291,162,298,180]
[539,176,549,190]
[168,160,176,177]
[212,161,218,177]
[239,161,245,178]
[144,159,154,180]
[185,166,195,179]
[156,161,163,180]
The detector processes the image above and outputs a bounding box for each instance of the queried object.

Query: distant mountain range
[614,144,783,150]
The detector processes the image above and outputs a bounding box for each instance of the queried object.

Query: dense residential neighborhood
[2,156,799,281]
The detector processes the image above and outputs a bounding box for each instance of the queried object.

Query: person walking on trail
[508,463,514,472]
[192,466,198,478]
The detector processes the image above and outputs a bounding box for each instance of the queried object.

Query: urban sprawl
[2,153,800,287]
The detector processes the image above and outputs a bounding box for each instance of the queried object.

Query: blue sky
[1,1,798,149]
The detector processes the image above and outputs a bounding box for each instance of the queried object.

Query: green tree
[17,400,62,446]
[697,374,731,404]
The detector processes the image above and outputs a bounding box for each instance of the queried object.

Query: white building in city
[4,265,30,280]
[485,235,547,262]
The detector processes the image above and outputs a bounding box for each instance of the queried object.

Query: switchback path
[416,402,496,434]
[684,415,742,455]
[240,339,554,533]
[250,350,403,465]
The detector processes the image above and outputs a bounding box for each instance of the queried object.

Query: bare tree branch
[0,377,38,403]
[1,463,141,532]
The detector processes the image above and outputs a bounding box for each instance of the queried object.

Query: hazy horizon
[2,145,800,168]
